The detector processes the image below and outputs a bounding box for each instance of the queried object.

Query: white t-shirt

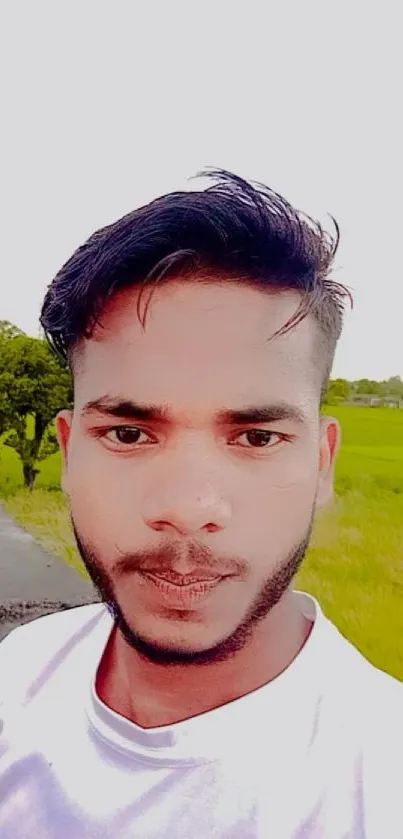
[0,591,402,838]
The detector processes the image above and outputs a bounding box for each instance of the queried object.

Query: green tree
[384,376,403,397]
[323,378,351,405]
[0,332,72,489]
[355,379,382,396]
[0,322,26,435]
[0,320,26,341]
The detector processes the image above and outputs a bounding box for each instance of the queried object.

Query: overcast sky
[1,2,402,380]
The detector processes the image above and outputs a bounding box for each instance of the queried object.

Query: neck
[96,590,313,729]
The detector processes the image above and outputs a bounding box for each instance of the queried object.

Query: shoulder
[355,654,403,733]
[0,601,105,651]
[313,614,403,826]
[323,618,403,746]
[301,592,403,711]
[343,648,403,828]
[0,603,106,705]
[323,613,403,698]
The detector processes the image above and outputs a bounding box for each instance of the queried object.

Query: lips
[142,570,223,586]
[139,570,225,607]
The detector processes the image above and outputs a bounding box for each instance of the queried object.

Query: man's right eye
[99,427,155,447]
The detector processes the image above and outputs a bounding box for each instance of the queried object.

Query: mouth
[138,571,226,607]
[143,570,224,586]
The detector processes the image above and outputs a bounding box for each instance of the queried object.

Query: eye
[234,430,283,448]
[101,427,154,447]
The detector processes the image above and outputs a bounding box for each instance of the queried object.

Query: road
[0,504,99,641]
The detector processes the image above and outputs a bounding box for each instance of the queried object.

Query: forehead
[73,281,321,408]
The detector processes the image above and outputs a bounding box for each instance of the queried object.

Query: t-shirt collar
[86,592,329,766]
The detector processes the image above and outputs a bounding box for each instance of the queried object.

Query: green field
[1,406,402,679]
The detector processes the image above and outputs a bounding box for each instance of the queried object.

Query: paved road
[0,504,99,641]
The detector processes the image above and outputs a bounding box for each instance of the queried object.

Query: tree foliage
[322,378,351,404]
[0,320,25,341]
[0,325,72,488]
[323,375,403,405]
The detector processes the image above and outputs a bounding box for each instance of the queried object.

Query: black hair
[40,168,352,398]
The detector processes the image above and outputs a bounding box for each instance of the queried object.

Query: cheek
[66,439,143,544]
[271,437,318,488]
[238,447,317,548]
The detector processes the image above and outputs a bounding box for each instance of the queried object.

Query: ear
[315,415,341,510]
[55,410,73,496]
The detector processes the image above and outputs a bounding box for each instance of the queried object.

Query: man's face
[57,280,339,664]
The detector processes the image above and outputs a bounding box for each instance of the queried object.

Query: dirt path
[0,504,99,641]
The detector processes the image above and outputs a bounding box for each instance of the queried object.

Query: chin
[117,610,234,661]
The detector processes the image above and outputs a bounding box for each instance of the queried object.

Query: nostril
[204,522,220,533]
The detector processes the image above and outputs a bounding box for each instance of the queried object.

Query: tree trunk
[23,464,39,490]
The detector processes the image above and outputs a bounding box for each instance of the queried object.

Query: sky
[1,1,402,381]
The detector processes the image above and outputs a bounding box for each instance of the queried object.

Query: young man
[0,170,401,837]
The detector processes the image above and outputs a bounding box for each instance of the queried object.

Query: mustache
[112,540,247,578]
[70,518,243,578]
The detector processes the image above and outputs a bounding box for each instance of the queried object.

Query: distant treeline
[323,377,403,406]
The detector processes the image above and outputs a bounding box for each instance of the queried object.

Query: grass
[1,406,402,679]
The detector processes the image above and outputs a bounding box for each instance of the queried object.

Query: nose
[142,471,232,537]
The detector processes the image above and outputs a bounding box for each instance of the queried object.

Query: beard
[71,513,314,667]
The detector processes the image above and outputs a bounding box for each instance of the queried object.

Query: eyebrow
[81,397,307,426]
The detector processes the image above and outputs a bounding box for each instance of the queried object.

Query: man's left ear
[315,415,341,510]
